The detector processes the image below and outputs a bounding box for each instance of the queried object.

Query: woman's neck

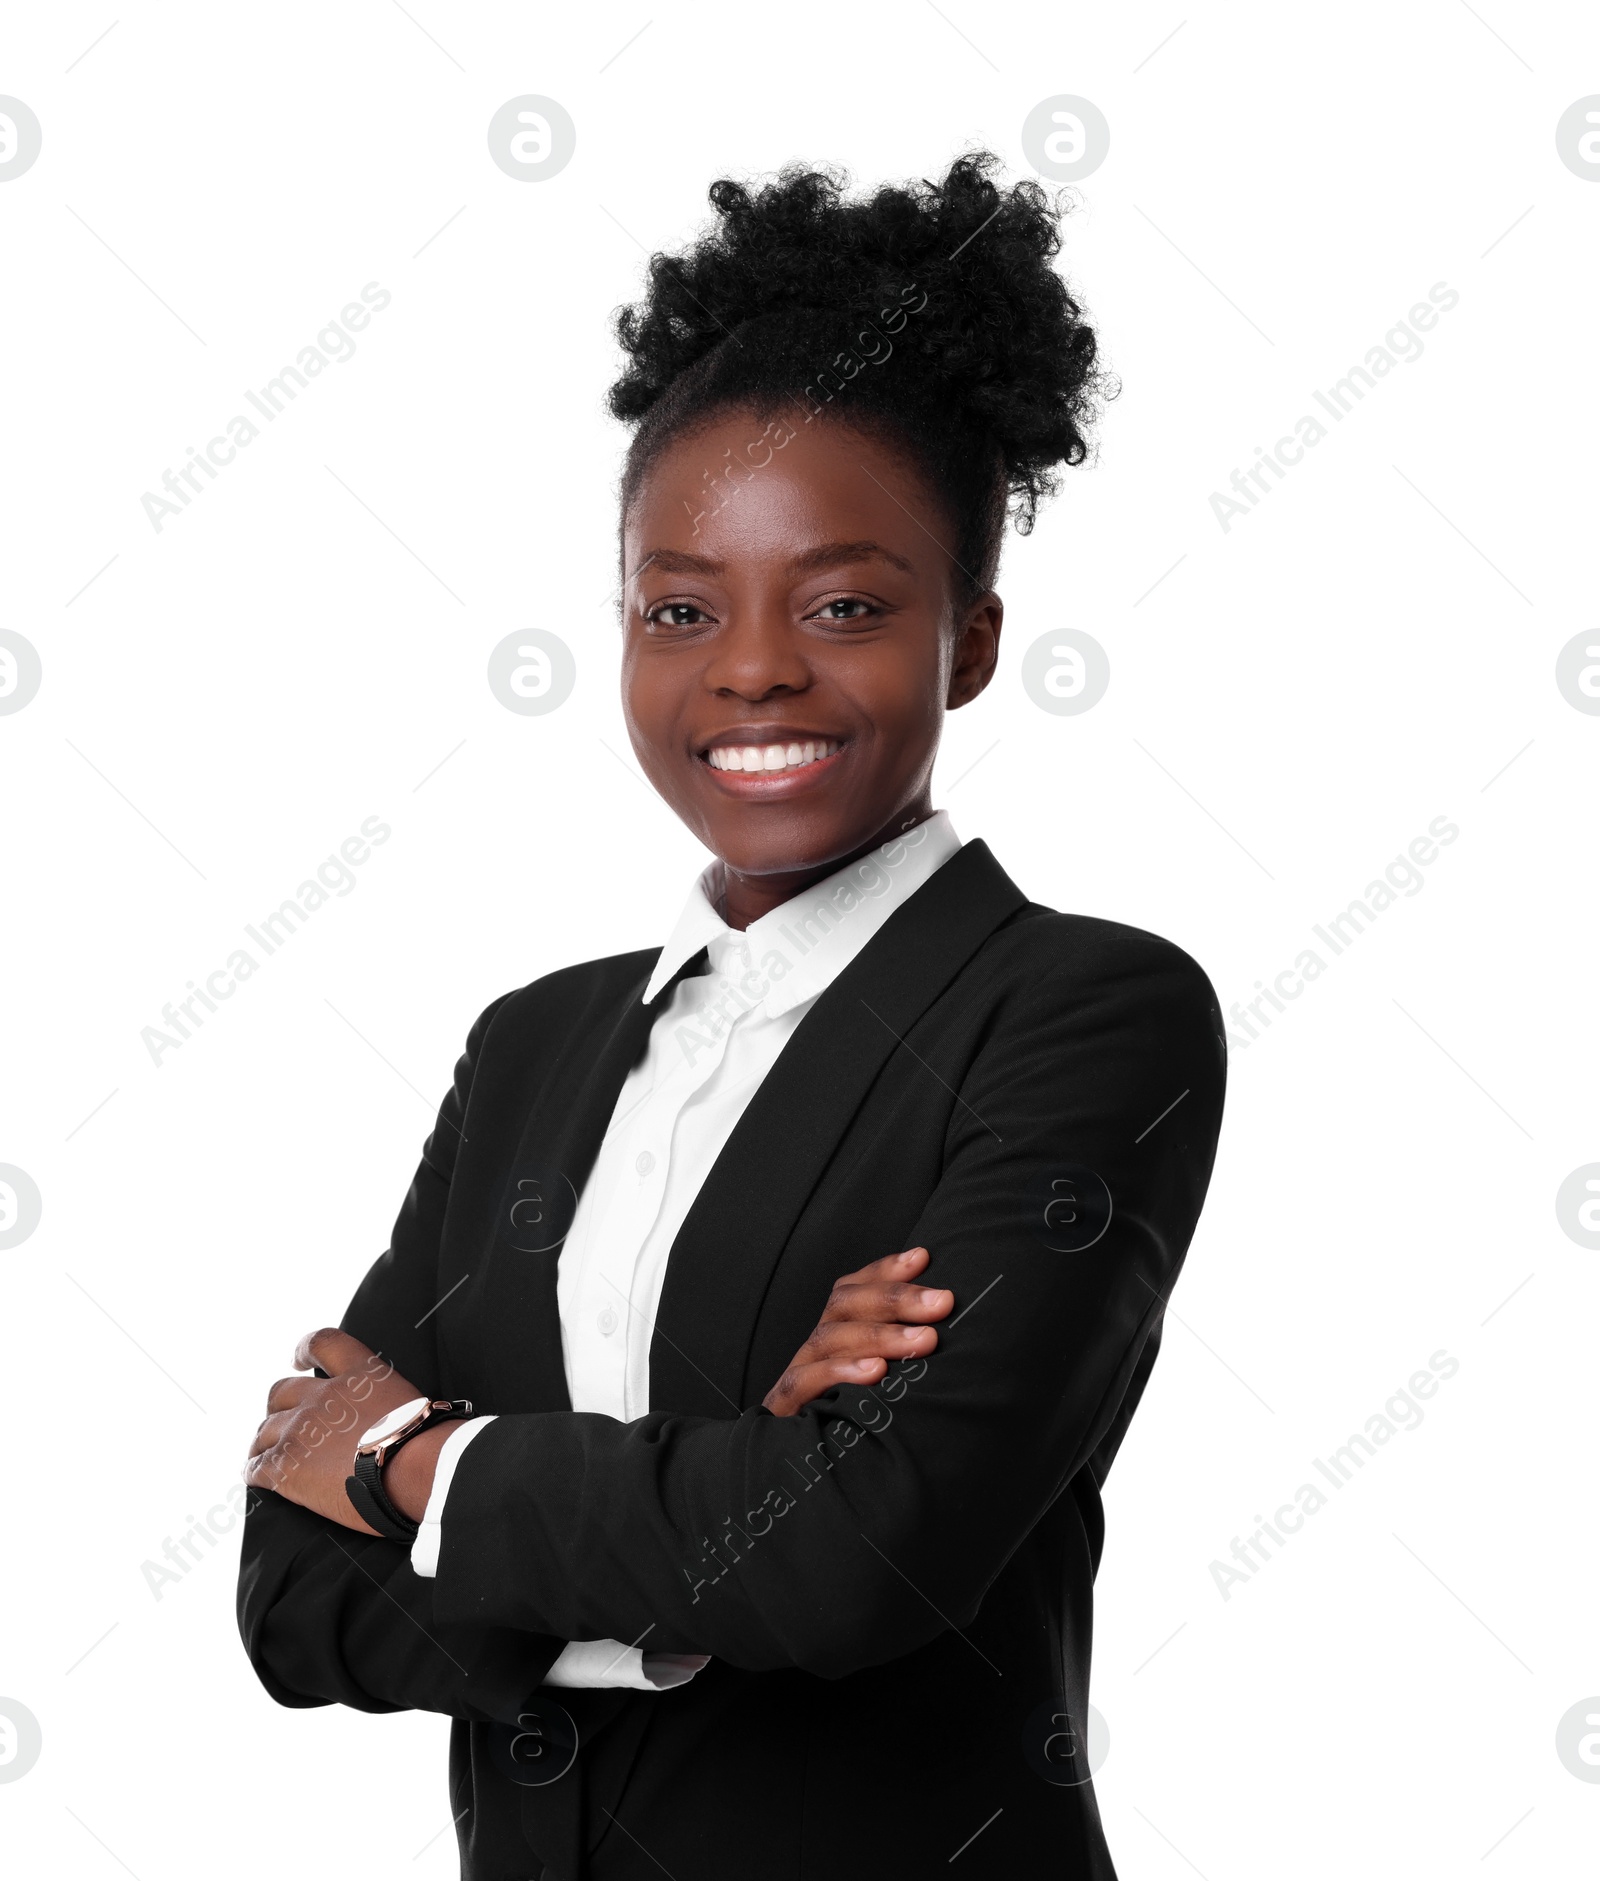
[711,797,937,931]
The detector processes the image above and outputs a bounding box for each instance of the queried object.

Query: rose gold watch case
[357,1394,447,1465]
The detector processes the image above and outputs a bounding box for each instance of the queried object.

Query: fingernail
[919,1288,946,1306]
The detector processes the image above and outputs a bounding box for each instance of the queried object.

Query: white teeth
[706,739,840,774]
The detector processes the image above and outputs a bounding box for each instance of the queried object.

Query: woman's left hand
[243,1328,422,1535]
[763,1246,953,1416]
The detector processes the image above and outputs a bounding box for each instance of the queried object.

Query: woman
[238,153,1226,1880]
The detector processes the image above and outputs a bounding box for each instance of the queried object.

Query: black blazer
[237,839,1226,1880]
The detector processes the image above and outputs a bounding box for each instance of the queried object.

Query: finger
[247,1409,296,1461]
[294,1327,379,1378]
[265,1374,320,1414]
[244,1444,311,1501]
[821,1278,954,1325]
[796,1320,941,1364]
[765,1356,887,1416]
[879,1278,955,1320]
[243,1440,295,1493]
[269,1371,356,1432]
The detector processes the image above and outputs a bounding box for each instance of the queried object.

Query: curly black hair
[608,152,1108,603]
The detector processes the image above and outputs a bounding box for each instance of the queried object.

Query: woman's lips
[697,737,849,792]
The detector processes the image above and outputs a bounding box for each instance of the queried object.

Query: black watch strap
[348,1448,420,1543]
[345,1401,472,1545]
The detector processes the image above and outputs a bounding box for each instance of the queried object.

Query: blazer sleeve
[426,931,1228,1680]
[235,992,568,1722]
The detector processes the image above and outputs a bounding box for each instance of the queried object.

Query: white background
[2,2,1597,1874]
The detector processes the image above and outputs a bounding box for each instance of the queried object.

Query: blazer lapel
[648,840,1029,1417]
[470,948,708,1414]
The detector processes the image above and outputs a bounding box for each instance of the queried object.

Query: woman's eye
[646,603,710,628]
[812,598,876,621]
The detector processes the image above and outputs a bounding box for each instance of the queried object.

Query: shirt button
[635,1150,656,1177]
[598,1306,618,1336]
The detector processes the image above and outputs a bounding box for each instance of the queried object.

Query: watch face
[359,1395,431,1450]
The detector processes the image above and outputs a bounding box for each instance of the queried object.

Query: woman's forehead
[623,412,952,574]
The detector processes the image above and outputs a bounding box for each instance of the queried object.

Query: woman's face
[620,408,1002,912]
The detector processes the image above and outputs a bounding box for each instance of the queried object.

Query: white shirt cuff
[544,1639,711,1690]
[409,1413,495,1579]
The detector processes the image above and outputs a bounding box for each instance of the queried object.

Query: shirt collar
[642,810,964,1018]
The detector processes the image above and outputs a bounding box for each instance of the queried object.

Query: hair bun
[609,152,1110,594]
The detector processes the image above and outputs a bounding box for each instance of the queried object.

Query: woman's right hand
[762,1246,953,1416]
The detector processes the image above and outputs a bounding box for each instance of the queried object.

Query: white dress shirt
[410,810,963,1691]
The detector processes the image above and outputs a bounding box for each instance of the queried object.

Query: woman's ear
[948,593,1003,709]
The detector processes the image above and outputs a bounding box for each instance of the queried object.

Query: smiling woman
[238,152,1227,1881]
[610,156,1102,915]
[620,418,996,905]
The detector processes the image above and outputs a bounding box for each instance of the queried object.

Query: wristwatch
[346,1396,473,1544]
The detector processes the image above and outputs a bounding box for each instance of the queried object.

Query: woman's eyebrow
[788,540,915,576]
[631,548,719,577]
